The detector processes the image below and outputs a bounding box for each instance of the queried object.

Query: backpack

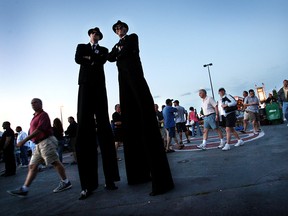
[222,95,238,112]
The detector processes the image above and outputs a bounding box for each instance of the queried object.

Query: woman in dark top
[112,104,123,160]
[52,118,64,162]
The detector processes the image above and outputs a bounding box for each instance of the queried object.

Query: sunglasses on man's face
[91,32,100,35]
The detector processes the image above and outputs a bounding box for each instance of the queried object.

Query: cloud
[153,95,161,99]
[180,92,191,96]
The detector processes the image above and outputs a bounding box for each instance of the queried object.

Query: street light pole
[60,106,64,123]
[203,63,215,99]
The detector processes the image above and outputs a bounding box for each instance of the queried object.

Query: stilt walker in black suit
[75,27,120,200]
[107,21,174,196]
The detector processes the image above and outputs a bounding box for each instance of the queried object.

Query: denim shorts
[203,113,218,130]
[166,127,176,138]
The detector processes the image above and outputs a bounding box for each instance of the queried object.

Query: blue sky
[0,0,287,132]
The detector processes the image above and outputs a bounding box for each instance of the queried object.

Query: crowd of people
[153,79,288,152]
[1,20,175,200]
[0,18,287,201]
[0,117,78,170]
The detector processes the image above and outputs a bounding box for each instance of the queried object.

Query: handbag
[224,105,238,112]
[222,94,238,112]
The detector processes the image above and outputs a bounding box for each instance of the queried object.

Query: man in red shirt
[7,98,72,197]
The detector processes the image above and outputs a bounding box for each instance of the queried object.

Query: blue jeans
[20,146,29,166]
[191,121,203,136]
[282,102,288,120]
[57,140,65,163]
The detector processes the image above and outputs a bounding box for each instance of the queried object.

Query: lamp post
[203,63,215,99]
[60,106,64,123]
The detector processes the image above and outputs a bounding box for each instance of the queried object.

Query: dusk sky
[1,0,287,133]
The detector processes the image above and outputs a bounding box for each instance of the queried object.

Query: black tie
[92,44,96,51]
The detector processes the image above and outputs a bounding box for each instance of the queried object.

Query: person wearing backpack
[218,88,244,151]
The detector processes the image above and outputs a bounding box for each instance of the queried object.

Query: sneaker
[53,181,72,193]
[79,189,92,200]
[234,140,244,147]
[186,140,191,144]
[197,144,206,150]
[222,144,230,151]
[7,187,28,197]
[218,140,225,149]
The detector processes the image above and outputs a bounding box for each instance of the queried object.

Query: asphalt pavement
[0,123,288,216]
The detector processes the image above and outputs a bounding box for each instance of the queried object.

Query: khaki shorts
[30,136,59,166]
[244,111,260,122]
[243,110,249,120]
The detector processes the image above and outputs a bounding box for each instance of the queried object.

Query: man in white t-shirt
[197,89,224,150]
[173,100,190,145]
[16,126,29,167]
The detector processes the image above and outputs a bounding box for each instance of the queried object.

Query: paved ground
[0,123,288,216]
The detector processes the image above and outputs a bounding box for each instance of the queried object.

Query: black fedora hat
[88,27,103,40]
[112,20,129,33]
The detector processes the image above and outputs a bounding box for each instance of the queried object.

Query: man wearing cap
[107,20,174,196]
[74,27,120,199]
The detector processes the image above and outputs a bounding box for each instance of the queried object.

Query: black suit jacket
[75,42,120,191]
[75,43,108,84]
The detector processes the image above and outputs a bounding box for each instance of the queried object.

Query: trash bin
[265,102,283,124]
